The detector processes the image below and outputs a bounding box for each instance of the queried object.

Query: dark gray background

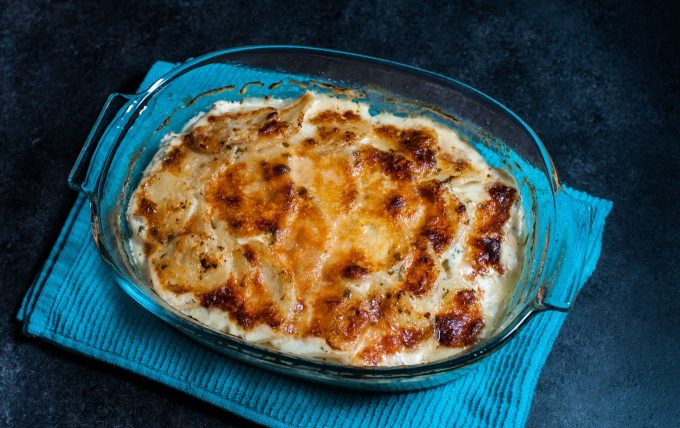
[1,0,679,426]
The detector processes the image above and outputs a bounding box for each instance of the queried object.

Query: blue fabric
[18,61,613,428]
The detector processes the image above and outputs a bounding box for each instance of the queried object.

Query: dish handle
[537,189,594,311]
[68,93,133,197]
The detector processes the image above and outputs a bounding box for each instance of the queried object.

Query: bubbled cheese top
[128,92,524,366]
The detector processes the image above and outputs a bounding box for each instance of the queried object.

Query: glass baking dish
[67,46,593,391]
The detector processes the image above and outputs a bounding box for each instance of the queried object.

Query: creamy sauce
[127,92,524,366]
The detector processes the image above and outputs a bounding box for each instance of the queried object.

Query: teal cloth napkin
[18,61,612,428]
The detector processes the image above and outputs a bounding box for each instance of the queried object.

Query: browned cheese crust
[131,94,519,365]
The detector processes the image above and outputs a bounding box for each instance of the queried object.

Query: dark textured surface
[1,0,679,426]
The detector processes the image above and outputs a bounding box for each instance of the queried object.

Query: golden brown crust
[309,110,362,124]
[355,288,432,365]
[358,327,429,366]
[374,125,439,172]
[131,94,520,364]
[417,180,466,254]
[304,109,370,149]
[435,289,485,347]
[467,184,517,277]
[308,291,384,350]
[401,244,439,296]
[200,274,284,329]
[360,147,418,181]
[205,158,299,238]
[160,146,187,174]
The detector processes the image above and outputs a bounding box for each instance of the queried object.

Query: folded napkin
[18,61,612,428]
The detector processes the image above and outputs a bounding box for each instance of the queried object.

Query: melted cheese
[127,92,524,366]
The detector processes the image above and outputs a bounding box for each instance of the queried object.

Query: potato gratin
[128,92,524,366]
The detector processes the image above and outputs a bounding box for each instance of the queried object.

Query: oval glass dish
[68,46,593,391]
